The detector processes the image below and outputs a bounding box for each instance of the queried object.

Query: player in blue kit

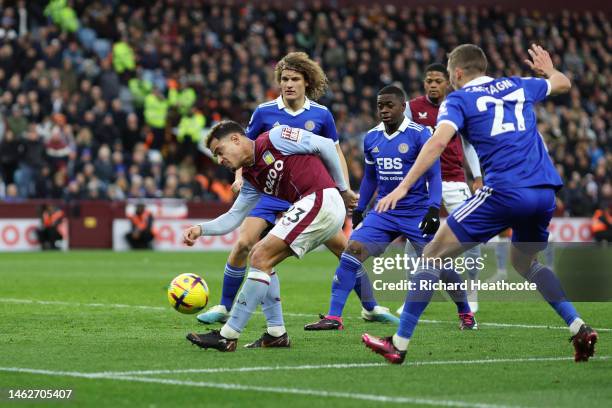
[364,44,598,363]
[305,85,475,331]
[198,52,398,326]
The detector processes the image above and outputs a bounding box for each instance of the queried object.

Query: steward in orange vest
[125,203,156,249]
[37,204,65,250]
[591,205,612,243]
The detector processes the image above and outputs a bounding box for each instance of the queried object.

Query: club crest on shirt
[418,111,428,119]
[304,120,315,131]
[281,127,302,142]
[398,143,409,153]
[263,151,275,165]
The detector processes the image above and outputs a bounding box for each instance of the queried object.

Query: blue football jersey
[437,76,562,190]
[364,117,441,215]
[245,96,338,143]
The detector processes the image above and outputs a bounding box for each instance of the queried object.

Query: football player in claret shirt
[364,44,598,364]
[305,86,475,331]
[197,52,398,326]
[401,63,484,313]
[182,121,358,351]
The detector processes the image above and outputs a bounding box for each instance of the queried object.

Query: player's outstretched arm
[375,123,455,212]
[525,43,571,95]
[182,181,260,246]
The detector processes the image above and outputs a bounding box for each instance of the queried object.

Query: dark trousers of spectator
[37,227,62,250]
[594,230,612,243]
[125,231,154,249]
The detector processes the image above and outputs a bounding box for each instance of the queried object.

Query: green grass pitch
[1,250,611,407]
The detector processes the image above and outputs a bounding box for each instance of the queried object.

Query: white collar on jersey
[375,116,411,140]
[462,76,495,88]
[276,96,311,116]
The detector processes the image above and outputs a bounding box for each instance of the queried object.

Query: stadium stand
[0,1,609,218]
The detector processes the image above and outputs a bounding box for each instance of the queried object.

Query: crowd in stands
[0,1,610,217]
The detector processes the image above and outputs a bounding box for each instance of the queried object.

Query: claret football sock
[225,268,270,337]
[220,263,246,310]
[328,253,362,317]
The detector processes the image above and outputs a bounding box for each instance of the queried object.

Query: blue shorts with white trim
[248,194,291,225]
[446,186,556,245]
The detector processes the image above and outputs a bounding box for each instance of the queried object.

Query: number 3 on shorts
[283,206,306,224]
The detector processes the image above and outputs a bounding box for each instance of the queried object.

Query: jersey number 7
[476,88,526,136]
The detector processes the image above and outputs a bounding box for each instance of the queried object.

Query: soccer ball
[167,273,209,314]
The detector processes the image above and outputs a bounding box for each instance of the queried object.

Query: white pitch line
[2,297,611,332]
[0,366,523,408]
[95,355,612,377]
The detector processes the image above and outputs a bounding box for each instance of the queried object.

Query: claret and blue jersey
[438,76,563,244]
[245,96,339,224]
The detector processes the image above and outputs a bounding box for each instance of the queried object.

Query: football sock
[392,334,410,351]
[354,266,377,312]
[440,268,471,314]
[525,263,580,327]
[225,268,270,337]
[464,245,481,281]
[262,272,285,335]
[328,253,362,317]
[220,263,246,310]
[495,241,509,277]
[397,270,438,339]
[544,244,555,269]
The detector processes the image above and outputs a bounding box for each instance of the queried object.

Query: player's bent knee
[345,240,368,261]
[249,246,272,272]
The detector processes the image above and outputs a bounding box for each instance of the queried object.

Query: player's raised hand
[183,225,202,246]
[525,44,554,78]
[375,185,408,213]
[340,189,359,210]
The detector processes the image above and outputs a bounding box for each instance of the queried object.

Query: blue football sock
[440,268,471,314]
[220,263,246,310]
[226,268,270,333]
[525,263,579,326]
[328,253,362,317]
[262,272,284,329]
[354,266,377,311]
[398,271,438,339]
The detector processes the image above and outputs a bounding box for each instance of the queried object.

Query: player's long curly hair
[274,52,328,101]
